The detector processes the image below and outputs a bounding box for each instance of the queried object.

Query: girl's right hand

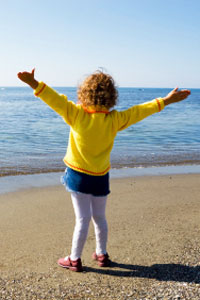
[163,87,191,106]
[17,68,38,89]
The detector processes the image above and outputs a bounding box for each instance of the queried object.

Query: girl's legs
[91,195,108,255]
[70,192,108,260]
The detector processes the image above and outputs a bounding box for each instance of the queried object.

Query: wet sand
[0,174,200,299]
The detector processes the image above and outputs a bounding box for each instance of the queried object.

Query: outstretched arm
[17,69,38,89]
[163,87,191,106]
[17,68,79,126]
[115,87,191,132]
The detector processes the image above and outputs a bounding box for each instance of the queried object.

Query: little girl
[17,69,190,272]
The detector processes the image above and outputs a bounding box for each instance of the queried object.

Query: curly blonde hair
[77,71,118,109]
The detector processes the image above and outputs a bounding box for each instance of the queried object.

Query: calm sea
[0,86,200,176]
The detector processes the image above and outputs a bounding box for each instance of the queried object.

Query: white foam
[0,165,200,195]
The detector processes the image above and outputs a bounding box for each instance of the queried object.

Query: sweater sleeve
[34,82,79,126]
[116,98,165,131]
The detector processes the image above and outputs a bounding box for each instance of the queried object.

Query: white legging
[70,192,108,260]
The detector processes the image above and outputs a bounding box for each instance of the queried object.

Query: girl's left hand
[17,68,38,89]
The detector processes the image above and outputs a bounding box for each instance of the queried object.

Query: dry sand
[0,174,200,299]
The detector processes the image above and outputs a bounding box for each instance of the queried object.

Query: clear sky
[1,0,200,87]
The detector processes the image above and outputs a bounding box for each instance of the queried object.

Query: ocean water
[0,86,200,176]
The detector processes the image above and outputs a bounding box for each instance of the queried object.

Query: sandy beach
[0,174,200,299]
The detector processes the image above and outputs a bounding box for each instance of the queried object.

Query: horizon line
[0,85,199,89]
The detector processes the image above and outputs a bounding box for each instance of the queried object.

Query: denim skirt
[61,167,110,197]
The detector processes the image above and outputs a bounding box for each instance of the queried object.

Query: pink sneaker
[92,252,110,267]
[57,256,83,272]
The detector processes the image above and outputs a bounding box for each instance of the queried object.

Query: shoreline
[0,164,200,195]
[1,159,200,178]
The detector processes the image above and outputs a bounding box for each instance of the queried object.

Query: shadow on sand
[85,261,200,284]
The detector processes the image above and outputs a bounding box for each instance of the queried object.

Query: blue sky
[1,0,200,87]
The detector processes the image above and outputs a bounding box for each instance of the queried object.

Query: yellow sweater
[34,82,165,175]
